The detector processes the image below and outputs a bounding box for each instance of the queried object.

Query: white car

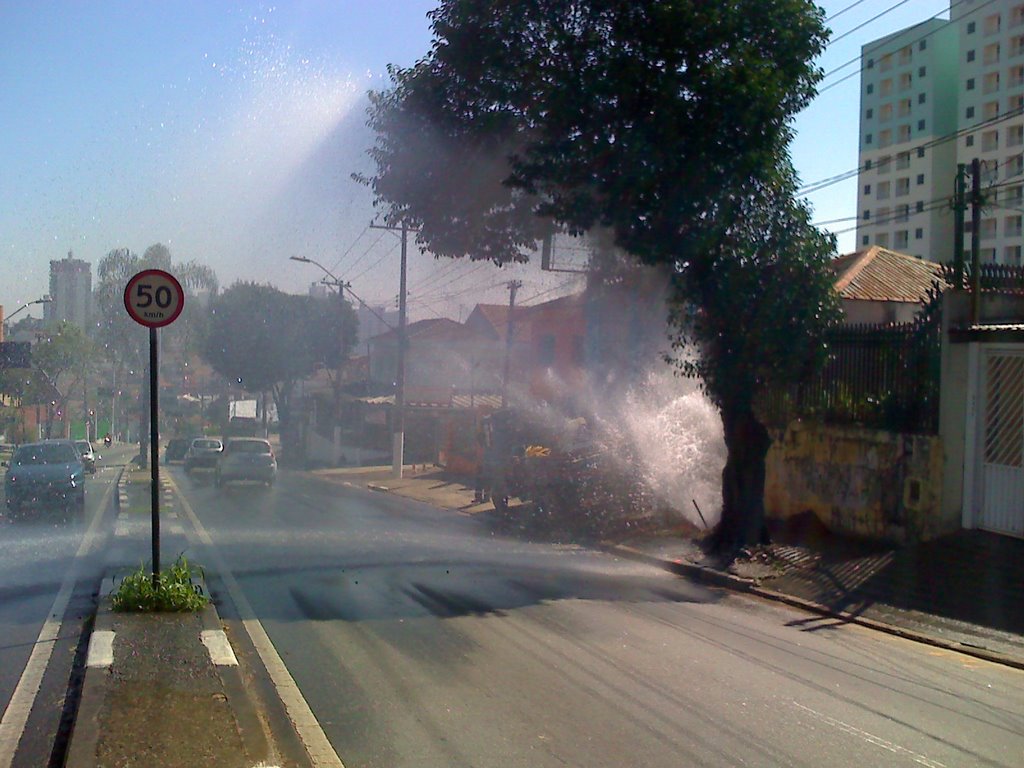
[215,438,277,487]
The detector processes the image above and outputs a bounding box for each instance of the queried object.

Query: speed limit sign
[123,269,184,328]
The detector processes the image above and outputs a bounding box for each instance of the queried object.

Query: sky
[0,0,952,325]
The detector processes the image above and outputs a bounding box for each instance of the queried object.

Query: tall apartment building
[856,19,960,261]
[857,0,1024,266]
[956,0,1024,265]
[44,251,92,329]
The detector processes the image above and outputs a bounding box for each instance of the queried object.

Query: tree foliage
[200,282,358,456]
[361,0,838,551]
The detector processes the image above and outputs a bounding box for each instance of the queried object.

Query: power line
[825,0,873,24]
[340,231,389,281]
[327,225,369,274]
[817,0,996,94]
[827,0,915,49]
[799,105,1024,196]
[347,240,398,284]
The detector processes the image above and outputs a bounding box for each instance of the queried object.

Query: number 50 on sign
[123,269,184,328]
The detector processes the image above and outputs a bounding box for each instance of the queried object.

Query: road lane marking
[201,629,239,666]
[86,631,115,668]
[0,469,117,768]
[793,701,946,768]
[166,474,345,768]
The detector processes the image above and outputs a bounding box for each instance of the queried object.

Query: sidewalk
[311,465,1024,669]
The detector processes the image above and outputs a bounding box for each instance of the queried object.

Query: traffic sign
[123,269,184,328]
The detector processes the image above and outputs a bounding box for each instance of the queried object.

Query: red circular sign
[123,269,185,328]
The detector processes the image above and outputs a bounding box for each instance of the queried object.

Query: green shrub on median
[111,555,209,612]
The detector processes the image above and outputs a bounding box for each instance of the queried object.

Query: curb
[603,542,1024,673]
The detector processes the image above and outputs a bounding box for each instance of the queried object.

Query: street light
[2,296,51,337]
[289,257,351,467]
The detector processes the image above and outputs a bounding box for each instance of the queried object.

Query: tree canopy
[361,0,839,550]
[200,282,358,456]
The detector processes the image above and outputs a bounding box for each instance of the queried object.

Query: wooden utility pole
[501,280,521,408]
[953,163,967,287]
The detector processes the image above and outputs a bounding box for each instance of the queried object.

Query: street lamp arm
[3,296,52,327]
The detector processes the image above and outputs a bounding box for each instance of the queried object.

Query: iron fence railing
[757,316,941,434]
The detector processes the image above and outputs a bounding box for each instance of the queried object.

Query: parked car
[74,439,97,473]
[164,437,192,464]
[184,437,223,473]
[215,438,277,488]
[3,440,86,520]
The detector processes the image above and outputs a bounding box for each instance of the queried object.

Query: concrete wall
[765,421,946,543]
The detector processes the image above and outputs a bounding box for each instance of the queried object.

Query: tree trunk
[712,405,772,555]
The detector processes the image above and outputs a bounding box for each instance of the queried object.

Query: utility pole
[369,221,410,478]
[501,280,522,408]
[970,157,983,324]
[952,163,967,287]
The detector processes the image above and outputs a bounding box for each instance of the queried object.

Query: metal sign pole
[149,326,161,589]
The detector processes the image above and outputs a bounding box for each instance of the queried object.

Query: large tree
[361,0,837,551]
[200,282,357,460]
[31,321,94,439]
[93,244,219,463]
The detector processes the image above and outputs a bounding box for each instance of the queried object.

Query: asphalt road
[0,445,131,768]
[171,467,1024,768]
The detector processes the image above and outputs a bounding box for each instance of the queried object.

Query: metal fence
[757,316,941,434]
[942,262,1024,294]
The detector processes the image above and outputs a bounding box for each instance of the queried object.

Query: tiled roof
[369,317,477,344]
[831,246,946,303]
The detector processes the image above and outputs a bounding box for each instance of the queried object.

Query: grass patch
[111,556,209,612]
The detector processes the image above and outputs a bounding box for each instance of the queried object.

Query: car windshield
[3,4,1022,768]
[12,444,79,466]
[228,441,271,454]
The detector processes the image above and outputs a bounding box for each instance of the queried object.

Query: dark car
[3,440,86,520]
[216,438,277,488]
[184,437,223,473]
[74,439,97,473]
[164,437,192,464]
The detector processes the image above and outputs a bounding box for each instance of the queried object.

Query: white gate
[978,348,1024,536]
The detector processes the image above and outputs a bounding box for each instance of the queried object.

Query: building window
[982,129,1000,152]
[898,98,912,117]
[895,178,910,197]
[863,210,871,220]
[985,100,1000,119]
[866,107,874,119]
[878,155,891,174]
[896,204,910,223]
[918,119,926,131]
[915,228,924,240]
[896,151,911,169]
[967,134,975,146]
[967,78,975,90]
[866,133,873,145]
[881,78,893,96]
[867,57,874,69]
[918,92,927,104]
[1010,125,1024,147]
[1005,245,1022,264]
[967,106,976,118]
[899,46,912,65]
[862,235,870,246]
[967,49,976,62]
[984,43,1000,65]
[968,21,976,34]
[1004,215,1022,237]
[919,66,926,78]
[880,54,893,72]
[917,147,925,158]
[917,173,925,185]
[876,233,889,248]
[919,39,927,51]
[984,71,1001,94]
[867,83,874,95]
[899,72,912,91]
[916,201,925,213]
[985,13,1001,36]
[877,181,891,200]
[895,230,909,249]
[880,103,893,121]
[1010,65,1024,87]
[982,247,997,263]
[865,159,873,169]
[863,184,872,195]
[879,128,892,147]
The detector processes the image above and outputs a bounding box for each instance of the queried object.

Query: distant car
[184,437,223,472]
[74,439,97,473]
[164,438,192,464]
[3,440,86,520]
[215,438,277,488]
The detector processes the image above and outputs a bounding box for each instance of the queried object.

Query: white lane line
[793,702,946,768]
[200,630,239,666]
[86,631,115,668]
[168,475,345,768]
[0,471,117,768]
